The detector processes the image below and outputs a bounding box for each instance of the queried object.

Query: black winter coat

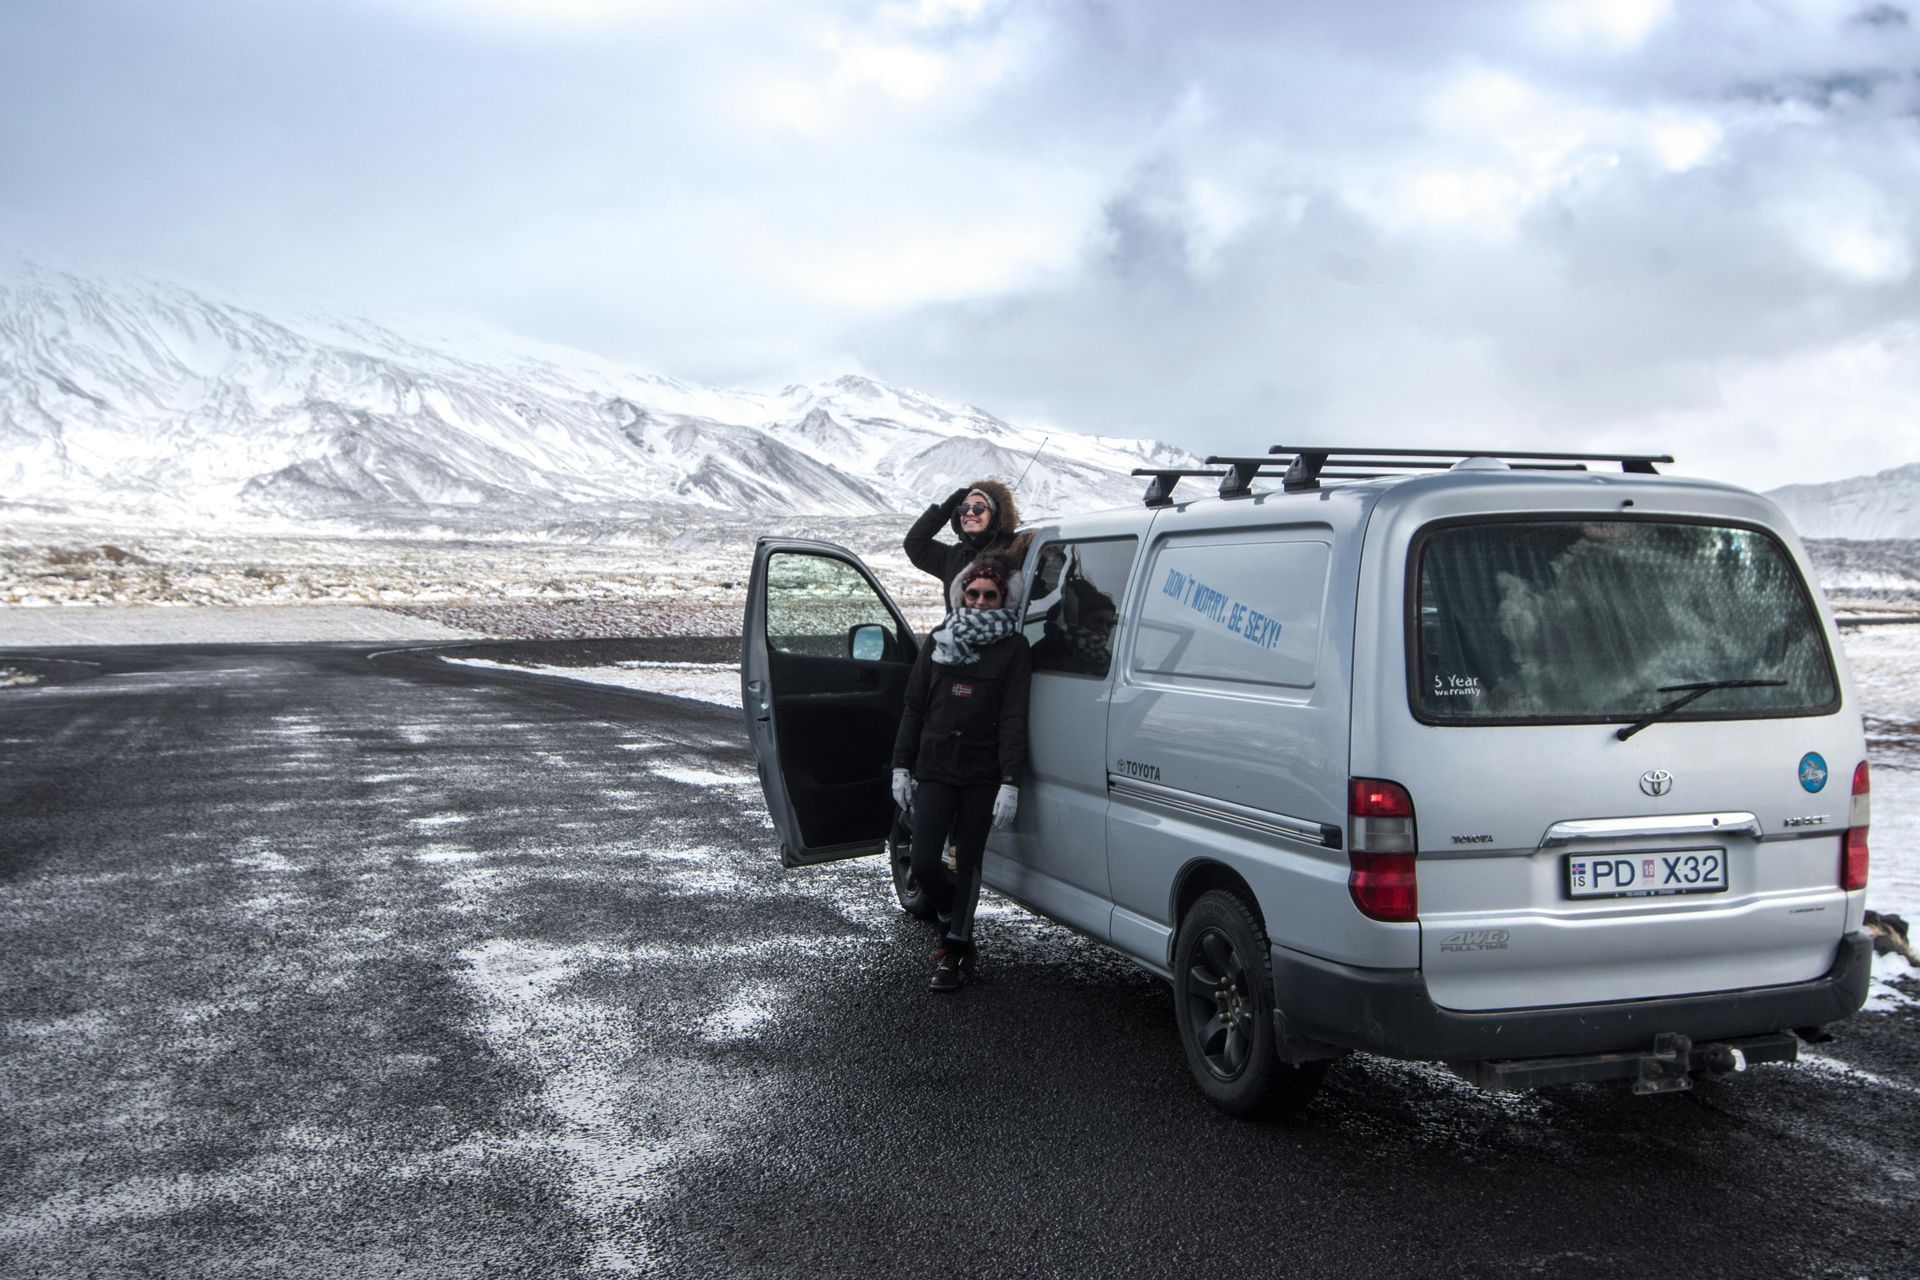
[891,635,1031,787]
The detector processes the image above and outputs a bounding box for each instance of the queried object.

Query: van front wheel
[1174,890,1326,1118]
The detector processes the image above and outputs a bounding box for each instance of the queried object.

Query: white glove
[991,784,1019,830]
[892,768,914,811]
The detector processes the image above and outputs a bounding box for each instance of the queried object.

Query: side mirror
[849,623,888,662]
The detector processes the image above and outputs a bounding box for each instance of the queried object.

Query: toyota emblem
[1639,769,1674,797]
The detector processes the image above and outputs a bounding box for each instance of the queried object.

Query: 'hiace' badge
[1798,752,1828,793]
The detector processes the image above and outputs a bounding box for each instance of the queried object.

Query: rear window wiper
[1615,680,1789,742]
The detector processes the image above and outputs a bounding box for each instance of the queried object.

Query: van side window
[1022,538,1136,678]
[1132,535,1331,689]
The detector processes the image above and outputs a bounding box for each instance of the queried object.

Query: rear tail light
[1842,760,1870,892]
[1349,777,1418,921]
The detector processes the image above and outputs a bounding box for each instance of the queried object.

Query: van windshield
[1413,520,1838,725]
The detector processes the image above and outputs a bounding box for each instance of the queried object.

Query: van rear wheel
[1174,890,1326,1118]
[889,811,936,920]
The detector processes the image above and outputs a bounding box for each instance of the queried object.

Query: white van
[741,447,1874,1116]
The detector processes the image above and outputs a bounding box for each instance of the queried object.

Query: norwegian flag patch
[949,682,974,698]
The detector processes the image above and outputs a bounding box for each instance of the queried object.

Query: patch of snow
[1865,951,1918,1013]
[1837,628,1919,924]
[454,937,711,1276]
[445,656,742,708]
[651,765,754,788]
[3,1011,111,1040]
[414,848,482,864]
[230,847,295,874]
[700,985,780,1043]
[1796,1052,1920,1095]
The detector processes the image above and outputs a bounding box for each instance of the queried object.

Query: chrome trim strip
[1108,776,1337,848]
[1538,811,1762,848]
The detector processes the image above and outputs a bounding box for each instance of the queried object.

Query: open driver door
[741,538,919,866]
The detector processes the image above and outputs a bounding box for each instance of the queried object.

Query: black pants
[908,779,996,954]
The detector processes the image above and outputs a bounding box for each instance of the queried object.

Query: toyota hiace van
[741,446,1873,1115]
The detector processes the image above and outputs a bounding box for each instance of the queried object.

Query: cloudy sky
[4,0,1918,489]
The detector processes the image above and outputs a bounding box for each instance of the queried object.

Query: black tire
[1173,889,1328,1118]
[889,809,937,920]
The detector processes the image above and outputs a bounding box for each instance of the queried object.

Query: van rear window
[1413,520,1838,724]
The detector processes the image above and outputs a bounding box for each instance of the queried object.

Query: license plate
[1565,848,1728,899]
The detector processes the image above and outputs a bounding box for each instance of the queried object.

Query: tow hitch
[1448,1031,1800,1094]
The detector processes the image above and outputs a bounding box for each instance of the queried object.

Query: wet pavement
[1,642,1916,1279]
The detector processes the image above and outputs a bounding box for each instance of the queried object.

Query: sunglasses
[963,587,1002,603]
[958,502,992,517]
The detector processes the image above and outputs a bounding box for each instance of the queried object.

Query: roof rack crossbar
[1131,467,1227,507]
[1265,444,1673,474]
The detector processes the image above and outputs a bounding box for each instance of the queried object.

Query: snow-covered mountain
[1768,462,1920,541]
[0,262,1195,536]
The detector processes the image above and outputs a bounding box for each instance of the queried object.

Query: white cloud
[1624,323,1920,489]
[1343,69,1724,239]
[406,0,738,28]
[738,5,1036,137]
[1533,0,1674,49]
[1647,115,1722,171]
[784,215,1085,309]
[1772,176,1914,284]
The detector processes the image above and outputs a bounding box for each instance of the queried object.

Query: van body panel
[1347,472,1867,1012]
[1273,932,1874,1061]
[1111,907,1174,978]
[1103,489,1383,965]
[1105,793,1421,970]
[994,512,1147,938]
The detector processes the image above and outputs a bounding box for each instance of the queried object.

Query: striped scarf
[930,607,1020,666]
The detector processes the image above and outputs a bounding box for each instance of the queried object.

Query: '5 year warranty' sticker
[1798,752,1828,793]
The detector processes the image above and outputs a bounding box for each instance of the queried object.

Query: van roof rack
[1130,468,1228,508]
[1136,446,1675,503]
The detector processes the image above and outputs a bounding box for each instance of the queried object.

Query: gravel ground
[0,642,1916,1280]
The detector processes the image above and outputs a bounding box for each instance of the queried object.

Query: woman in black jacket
[890,559,1031,991]
[903,477,1029,610]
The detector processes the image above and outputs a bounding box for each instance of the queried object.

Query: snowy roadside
[444,656,740,707]
[0,603,483,646]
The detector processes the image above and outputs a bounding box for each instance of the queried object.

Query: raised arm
[904,487,970,579]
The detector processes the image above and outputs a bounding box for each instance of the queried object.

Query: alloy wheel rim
[1184,926,1254,1080]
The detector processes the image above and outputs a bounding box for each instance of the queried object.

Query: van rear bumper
[1271,932,1873,1063]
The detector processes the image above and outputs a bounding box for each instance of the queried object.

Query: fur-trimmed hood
[947,477,1021,545]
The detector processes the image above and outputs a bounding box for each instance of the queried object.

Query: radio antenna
[1014,435,1050,488]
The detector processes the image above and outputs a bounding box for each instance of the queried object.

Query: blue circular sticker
[1798,752,1829,793]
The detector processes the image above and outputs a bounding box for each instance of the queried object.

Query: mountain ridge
[1765,461,1920,541]
[0,262,1193,537]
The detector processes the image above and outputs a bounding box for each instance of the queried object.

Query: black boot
[928,947,966,992]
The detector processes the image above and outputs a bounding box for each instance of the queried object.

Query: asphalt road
[2,642,1916,1280]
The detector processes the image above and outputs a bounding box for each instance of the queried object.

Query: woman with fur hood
[903,478,1031,611]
